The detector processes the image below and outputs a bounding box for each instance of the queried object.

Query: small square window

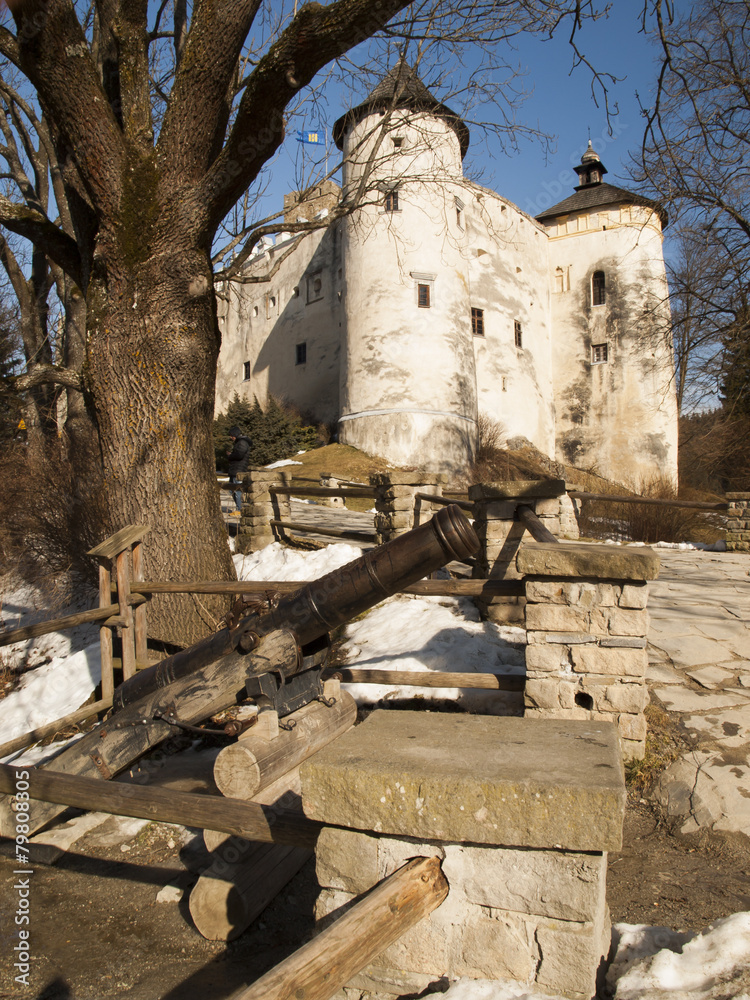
[418,283,431,308]
[296,342,307,365]
[514,320,523,348]
[243,361,250,381]
[591,342,608,364]
[384,188,399,212]
[307,272,323,303]
[392,136,404,150]
[455,198,465,230]
[471,307,484,337]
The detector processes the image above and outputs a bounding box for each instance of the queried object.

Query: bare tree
[0,0,610,644]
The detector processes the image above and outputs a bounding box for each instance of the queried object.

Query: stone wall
[235,467,292,552]
[726,493,750,552]
[301,711,625,1000]
[519,542,660,759]
[370,473,448,543]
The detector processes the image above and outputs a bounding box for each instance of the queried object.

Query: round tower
[332,61,477,473]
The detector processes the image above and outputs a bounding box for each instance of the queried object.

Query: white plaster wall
[467,187,556,459]
[215,227,343,424]
[544,203,678,486]
[338,111,477,473]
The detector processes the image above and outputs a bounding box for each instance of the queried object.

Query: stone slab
[685,664,736,689]
[681,704,750,748]
[469,480,566,501]
[650,633,736,669]
[300,712,625,851]
[653,750,750,837]
[653,687,750,714]
[518,542,660,582]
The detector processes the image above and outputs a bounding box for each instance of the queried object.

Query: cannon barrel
[113,505,478,712]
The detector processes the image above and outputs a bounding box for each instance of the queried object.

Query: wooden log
[269,519,377,542]
[131,539,148,667]
[98,563,114,704]
[116,548,137,680]
[120,578,524,598]
[0,762,321,848]
[327,668,525,692]
[0,629,302,837]
[119,745,222,794]
[213,692,357,800]
[0,599,145,648]
[568,490,729,511]
[268,485,379,499]
[189,839,311,941]
[233,855,448,1000]
[517,504,559,544]
[0,698,112,760]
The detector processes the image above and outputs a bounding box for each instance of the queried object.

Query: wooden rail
[414,492,473,512]
[0,595,147,649]
[120,579,524,598]
[568,490,729,511]
[327,668,525,692]
[269,518,378,542]
[0,762,321,849]
[269,485,378,499]
[0,698,113,759]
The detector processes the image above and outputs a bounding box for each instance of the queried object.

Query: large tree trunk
[86,222,235,646]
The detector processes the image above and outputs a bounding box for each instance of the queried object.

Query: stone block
[594,682,648,715]
[316,827,378,894]
[450,843,607,922]
[315,886,356,931]
[526,604,589,632]
[525,644,571,673]
[524,677,562,710]
[376,837,446,880]
[571,645,646,677]
[526,580,616,608]
[371,472,446,487]
[621,737,646,759]
[600,637,647,649]
[452,909,538,982]
[301,712,625,852]
[618,583,649,609]
[478,500,518,520]
[606,607,650,637]
[536,516,561,537]
[534,498,562,516]
[380,497,418,511]
[618,712,647,741]
[518,543,660,581]
[535,919,609,998]
[526,631,596,645]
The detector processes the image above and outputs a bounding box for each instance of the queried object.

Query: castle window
[455,197,465,230]
[292,286,300,298]
[592,271,606,306]
[471,308,484,337]
[253,304,259,317]
[243,361,250,381]
[307,271,323,303]
[411,271,435,309]
[392,136,404,150]
[555,266,570,293]
[296,342,307,365]
[265,292,277,318]
[591,342,608,364]
[384,187,399,212]
[514,320,523,348]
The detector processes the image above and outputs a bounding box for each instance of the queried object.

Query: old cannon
[4,505,479,837]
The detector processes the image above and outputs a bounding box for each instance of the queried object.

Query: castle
[216,63,678,486]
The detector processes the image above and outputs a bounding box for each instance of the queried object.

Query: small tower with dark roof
[574,140,608,188]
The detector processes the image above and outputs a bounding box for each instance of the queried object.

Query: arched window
[592,270,606,306]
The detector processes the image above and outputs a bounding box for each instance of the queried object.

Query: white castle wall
[542,203,678,485]
[338,110,479,472]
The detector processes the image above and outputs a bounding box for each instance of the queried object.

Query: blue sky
[260,5,666,229]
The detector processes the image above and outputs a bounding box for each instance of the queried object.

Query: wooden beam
[117,578,524,597]
[568,490,729,511]
[0,762,321,849]
[0,698,112,760]
[327,668,525,692]
[415,492,473,512]
[0,597,146,648]
[233,855,448,1000]
[269,519,377,542]
[516,504,559,544]
[98,563,114,704]
[268,485,378,499]
[87,525,150,560]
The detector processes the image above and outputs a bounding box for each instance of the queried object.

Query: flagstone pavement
[646,547,750,838]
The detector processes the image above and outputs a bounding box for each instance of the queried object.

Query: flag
[296,130,322,145]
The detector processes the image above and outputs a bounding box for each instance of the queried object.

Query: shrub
[214,394,321,471]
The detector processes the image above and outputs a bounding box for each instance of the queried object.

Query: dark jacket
[227,427,252,476]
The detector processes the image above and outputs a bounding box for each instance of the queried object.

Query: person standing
[226,425,252,515]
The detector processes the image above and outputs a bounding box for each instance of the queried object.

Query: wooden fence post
[87,526,150,698]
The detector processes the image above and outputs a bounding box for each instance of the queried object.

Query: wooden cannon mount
[0,506,481,996]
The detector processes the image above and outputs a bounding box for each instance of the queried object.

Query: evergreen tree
[213,395,320,469]
[720,312,750,418]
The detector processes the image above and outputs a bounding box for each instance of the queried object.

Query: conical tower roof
[333,59,470,158]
